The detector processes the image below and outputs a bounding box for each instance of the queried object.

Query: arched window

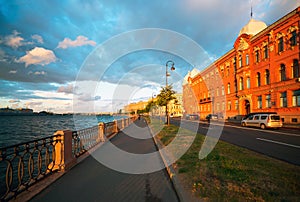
[239,77,244,90]
[278,37,284,53]
[280,64,286,81]
[265,69,270,85]
[293,59,299,78]
[246,54,249,65]
[290,31,297,46]
[227,83,231,94]
[257,72,261,87]
[239,55,243,67]
[246,77,250,89]
[255,50,260,63]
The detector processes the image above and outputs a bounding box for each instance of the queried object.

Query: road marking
[181,120,300,137]
[256,138,300,149]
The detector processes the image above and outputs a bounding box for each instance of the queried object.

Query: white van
[241,114,283,129]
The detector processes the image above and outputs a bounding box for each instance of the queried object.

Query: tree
[156,85,177,107]
[145,100,157,113]
[156,85,177,124]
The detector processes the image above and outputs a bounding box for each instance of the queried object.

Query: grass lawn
[148,118,300,201]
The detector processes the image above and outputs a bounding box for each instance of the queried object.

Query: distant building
[153,93,183,117]
[183,7,300,124]
[124,101,148,114]
[0,107,34,115]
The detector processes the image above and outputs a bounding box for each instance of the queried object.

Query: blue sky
[0,0,299,113]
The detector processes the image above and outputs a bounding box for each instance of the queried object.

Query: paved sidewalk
[31,118,179,202]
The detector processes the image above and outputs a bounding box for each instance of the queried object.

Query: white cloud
[3,30,24,48]
[57,84,74,94]
[57,35,96,49]
[9,70,17,74]
[31,34,44,44]
[17,47,57,67]
[34,71,46,75]
[9,99,20,103]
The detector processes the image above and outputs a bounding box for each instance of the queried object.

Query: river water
[0,115,127,148]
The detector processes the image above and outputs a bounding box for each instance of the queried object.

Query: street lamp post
[165,60,175,125]
[151,92,156,116]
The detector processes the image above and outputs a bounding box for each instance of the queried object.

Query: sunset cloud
[57,35,96,49]
[17,47,57,67]
[2,30,24,48]
[31,34,44,44]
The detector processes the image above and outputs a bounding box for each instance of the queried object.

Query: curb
[148,123,199,202]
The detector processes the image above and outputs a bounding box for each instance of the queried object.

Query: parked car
[241,113,282,129]
[206,114,218,121]
[242,112,277,120]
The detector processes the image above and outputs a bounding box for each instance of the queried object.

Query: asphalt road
[170,118,300,165]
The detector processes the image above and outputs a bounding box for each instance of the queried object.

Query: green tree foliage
[144,100,157,113]
[156,85,177,107]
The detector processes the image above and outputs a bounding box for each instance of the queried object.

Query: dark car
[206,114,218,120]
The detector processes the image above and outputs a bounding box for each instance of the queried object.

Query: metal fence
[0,135,63,201]
[0,117,136,201]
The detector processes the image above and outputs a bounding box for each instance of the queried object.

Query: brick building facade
[183,7,300,124]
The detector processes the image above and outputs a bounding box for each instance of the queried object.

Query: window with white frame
[246,77,250,89]
[292,89,300,107]
[257,96,262,109]
[280,91,287,107]
[265,94,271,108]
[227,83,231,94]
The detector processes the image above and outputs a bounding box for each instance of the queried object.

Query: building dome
[238,18,267,36]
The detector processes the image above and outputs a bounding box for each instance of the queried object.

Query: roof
[238,18,267,36]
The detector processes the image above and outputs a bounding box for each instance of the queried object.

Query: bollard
[98,122,105,142]
[49,130,76,172]
[121,118,125,129]
[114,120,118,133]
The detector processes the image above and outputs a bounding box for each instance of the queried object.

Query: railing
[0,116,136,201]
[0,135,63,201]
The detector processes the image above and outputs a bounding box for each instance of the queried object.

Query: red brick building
[183,7,300,124]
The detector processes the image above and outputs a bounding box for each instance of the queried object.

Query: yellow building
[153,93,183,117]
[124,100,148,114]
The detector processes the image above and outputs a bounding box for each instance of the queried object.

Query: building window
[227,101,231,110]
[257,95,262,109]
[233,57,237,72]
[227,83,231,94]
[246,77,250,89]
[265,94,271,108]
[246,54,249,65]
[290,31,297,46]
[257,72,261,87]
[217,103,220,111]
[239,77,244,90]
[226,67,230,77]
[263,45,268,59]
[280,91,287,107]
[255,50,260,63]
[222,102,225,110]
[292,59,299,78]
[265,69,270,85]
[280,64,286,81]
[278,37,284,53]
[234,100,238,110]
[216,87,219,96]
[221,86,224,96]
[292,89,300,107]
[239,56,243,67]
